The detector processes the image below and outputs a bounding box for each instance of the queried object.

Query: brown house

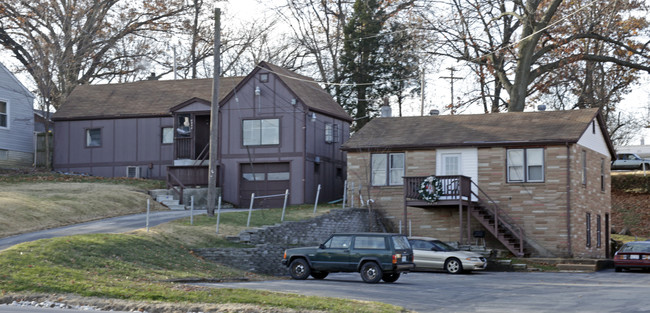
[52,62,352,207]
[341,108,614,258]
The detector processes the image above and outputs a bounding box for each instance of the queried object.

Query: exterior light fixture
[311,112,316,122]
[255,86,261,96]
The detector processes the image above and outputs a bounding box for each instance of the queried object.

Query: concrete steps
[150,190,185,211]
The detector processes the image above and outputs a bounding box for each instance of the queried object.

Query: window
[586,213,592,248]
[161,127,173,144]
[0,149,7,160]
[582,150,587,185]
[600,159,605,192]
[242,173,265,181]
[371,153,404,186]
[259,73,269,83]
[597,214,602,248]
[86,128,101,147]
[267,172,290,181]
[0,100,7,128]
[324,235,352,249]
[176,114,191,137]
[354,236,387,250]
[243,119,279,146]
[507,148,544,182]
[441,153,461,175]
[325,123,339,143]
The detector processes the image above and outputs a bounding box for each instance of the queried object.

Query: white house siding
[435,148,478,200]
[577,118,610,157]
[0,63,35,167]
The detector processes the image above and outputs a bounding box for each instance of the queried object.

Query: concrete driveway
[0,209,237,251]
[197,270,650,312]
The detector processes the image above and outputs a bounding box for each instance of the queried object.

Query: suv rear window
[392,235,411,250]
[354,236,387,249]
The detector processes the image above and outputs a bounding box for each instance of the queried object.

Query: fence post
[342,180,347,209]
[146,198,150,232]
[281,189,289,222]
[247,193,255,227]
[216,196,222,234]
[313,184,321,214]
[190,195,194,225]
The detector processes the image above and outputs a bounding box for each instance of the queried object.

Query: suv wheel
[445,258,463,274]
[289,258,311,280]
[310,271,329,279]
[381,273,400,283]
[360,262,382,283]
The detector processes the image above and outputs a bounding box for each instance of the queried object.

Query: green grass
[0,196,403,312]
[0,171,166,190]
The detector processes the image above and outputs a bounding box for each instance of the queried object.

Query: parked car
[281,233,415,283]
[408,236,487,274]
[614,241,650,272]
[611,153,650,170]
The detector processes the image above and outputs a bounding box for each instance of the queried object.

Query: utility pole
[207,8,221,216]
[440,67,462,115]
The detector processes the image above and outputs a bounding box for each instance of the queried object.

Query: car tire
[445,258,463,274]
[381,273,400,283]
[360,262,383,283]
[289,258,311,280]
[310,271,329,279]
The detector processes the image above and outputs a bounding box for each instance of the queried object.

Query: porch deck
[403,175,474,207]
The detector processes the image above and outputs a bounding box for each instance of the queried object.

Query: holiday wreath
[418,176,443,202]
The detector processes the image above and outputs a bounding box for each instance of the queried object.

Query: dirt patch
[611,189,650,238]
[0,293,326,313]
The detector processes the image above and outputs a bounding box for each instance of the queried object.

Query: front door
[194,115,210,160]
[311,235,353,271]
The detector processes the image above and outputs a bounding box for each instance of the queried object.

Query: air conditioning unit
[126,166,140,178]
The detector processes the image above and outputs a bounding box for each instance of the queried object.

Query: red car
[614,241,650,272]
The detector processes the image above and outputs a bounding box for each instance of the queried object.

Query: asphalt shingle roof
[341,108,604,150]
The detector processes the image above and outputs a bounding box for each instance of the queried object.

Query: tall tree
[381,22,421,117]
[340,0,386,130]
[426,0,650,112]
[0,0,188,111]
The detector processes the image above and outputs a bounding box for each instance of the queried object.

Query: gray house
[52,62,351,207]
[0,62,35,168]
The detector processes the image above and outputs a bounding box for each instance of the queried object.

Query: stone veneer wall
[346,144,611,258]
[192,208,384,276]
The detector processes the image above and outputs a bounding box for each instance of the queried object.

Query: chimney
[147,73,158,81]
[429,109,440,116]
[380,97,392,117]
[537,104,546,111]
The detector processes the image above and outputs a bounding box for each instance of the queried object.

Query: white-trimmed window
[243,119,279,146]
[371,153,404,186]
[86,128,102,147]
[325,123,339,143]
[0,100,7,128]
[0,149,7,160]
[507,148,544,182]
[162,127,173,144]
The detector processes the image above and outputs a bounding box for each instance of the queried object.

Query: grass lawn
[0,172,406,312]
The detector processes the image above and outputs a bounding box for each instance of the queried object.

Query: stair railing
[470,181,525,257]
[194,143,210,166]
[166,171,186,204]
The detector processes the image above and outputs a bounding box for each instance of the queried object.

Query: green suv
[281,233,415,283]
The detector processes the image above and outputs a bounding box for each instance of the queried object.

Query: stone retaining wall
[193,208,385,276]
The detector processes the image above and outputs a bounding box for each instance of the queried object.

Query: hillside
[611,173,650,238]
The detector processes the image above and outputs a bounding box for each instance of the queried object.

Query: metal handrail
[469,181,524,257]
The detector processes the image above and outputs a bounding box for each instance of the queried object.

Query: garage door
[240,163,290,208]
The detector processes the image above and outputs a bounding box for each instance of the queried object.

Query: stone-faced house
[0,62,35,168]
[52,62,351,207]
[341,108,614,258]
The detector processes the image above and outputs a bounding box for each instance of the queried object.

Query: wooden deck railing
[175,137,192,159]
[404,175,472,202]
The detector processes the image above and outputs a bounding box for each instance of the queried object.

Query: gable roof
[53,62,352,122]
[0,62,35,99]
[53,77,243,121]
[258,62,352,122]
[341,108,615,157]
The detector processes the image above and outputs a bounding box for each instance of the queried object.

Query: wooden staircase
[470,182,526,257]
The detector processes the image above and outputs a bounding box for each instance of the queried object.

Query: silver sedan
[408,236,487,274]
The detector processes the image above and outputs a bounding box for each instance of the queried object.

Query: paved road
[198,270,650,312]
[0,209,238,251]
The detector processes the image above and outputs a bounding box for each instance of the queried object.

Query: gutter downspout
[566,142,572,257]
